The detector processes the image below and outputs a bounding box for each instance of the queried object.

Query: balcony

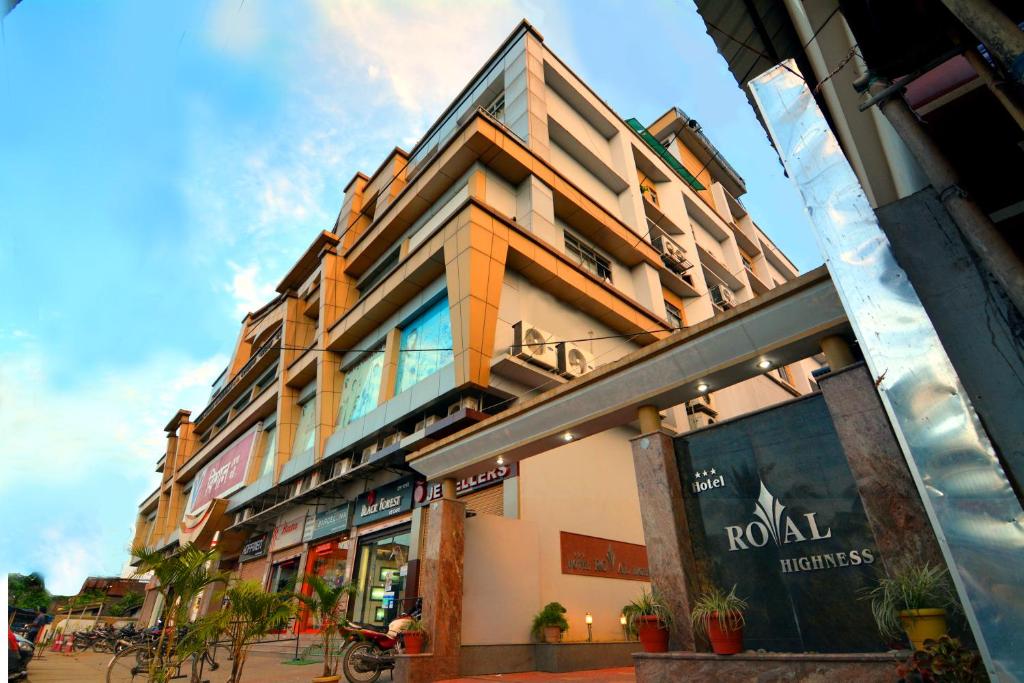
[649,225,700,298]
[194,329,282,428]
[695,242,745,292]
[743,258,772,295]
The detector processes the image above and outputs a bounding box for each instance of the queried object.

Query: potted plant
[402,616,427,655]
[896,635,985,683]
[624,589,673,653]
[531,602,569,644]
[690,584,747,655]
[862,563,957,650]
[295,574,357,683]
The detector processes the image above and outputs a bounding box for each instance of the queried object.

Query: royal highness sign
[675,394,883,653]
[309,504,351,542]
[413,463,518,506]
[188,427,259,515]
[353,477,415,526]
[240,533,268,562]
[559,532,650,582]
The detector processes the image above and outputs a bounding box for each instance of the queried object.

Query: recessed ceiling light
[757,359,772,370]
[697,383,709,393]
[563,432,574,442]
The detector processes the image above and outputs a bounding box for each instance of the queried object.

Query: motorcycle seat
[348,621,389,634]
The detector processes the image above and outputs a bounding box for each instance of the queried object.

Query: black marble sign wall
[674,394,885,653]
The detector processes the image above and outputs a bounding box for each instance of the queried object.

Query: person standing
[26,607,48,644]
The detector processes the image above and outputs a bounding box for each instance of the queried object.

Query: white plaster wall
[462,515,541,645]
[711,375,800,421]
[495,270,641,367]
[519,426,650,642]
[692,221,727,263]
[549,140,621,220]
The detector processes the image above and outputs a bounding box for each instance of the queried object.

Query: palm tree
[184,580,294,683]
[294,574,357,679]
[132,543,228,681]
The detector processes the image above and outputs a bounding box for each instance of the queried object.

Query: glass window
[337,349,385,425]
[565,232,612,281]
[665,301,683,330]
[395,297,454,395]
[259,425,277,479]
[350,532,411,626]
[293,398,317,453]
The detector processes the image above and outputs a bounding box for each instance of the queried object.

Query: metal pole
[939,0,1024,83]
[961,47,1024,131]
[868,80,1024,316]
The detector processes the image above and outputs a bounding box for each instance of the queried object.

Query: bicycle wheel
[107,645,147,683]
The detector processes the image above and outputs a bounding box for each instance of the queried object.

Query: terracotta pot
[311,676,341,683]
[899,608,947,650]
[543,625,563,644]
[404,630,426,654]
[637,615,670,653]
[706,611,744,655]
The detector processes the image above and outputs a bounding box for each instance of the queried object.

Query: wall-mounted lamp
[585,612,593,642]
[620,613,628,640]
[496,455,504,466]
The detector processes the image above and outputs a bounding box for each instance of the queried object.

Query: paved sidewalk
[439,669,636,682]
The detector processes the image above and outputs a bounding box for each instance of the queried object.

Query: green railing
[626,118,706,192]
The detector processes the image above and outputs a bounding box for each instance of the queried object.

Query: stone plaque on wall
[560,531,650,582]
[674,394,884,652]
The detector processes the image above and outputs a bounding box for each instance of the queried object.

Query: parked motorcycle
[8,629,34,681]
[340,602,421,683]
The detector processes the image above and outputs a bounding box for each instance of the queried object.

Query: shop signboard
[675,394,883,653]
[414,462,517,506]
[187,427,259,515]
[353,476,415,526]
[560,531,650,582]
[269,511,307,552]
[309,504,352,542]
[240,533,268,562]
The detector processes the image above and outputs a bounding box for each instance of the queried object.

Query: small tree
[132,543,227,682]
[109,592,145,617]
[295,574,357,679]
[184,581,294,683]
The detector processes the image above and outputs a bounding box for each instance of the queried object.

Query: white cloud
[225,260,276,318]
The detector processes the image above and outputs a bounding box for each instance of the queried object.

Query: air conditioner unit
[447,396,480,417]
[512,321,559,369]
[233,512,244,525]
[332,458,351,479]
[709,284,736,310]
[557,342,594,378]
[653,235,693,275]
[242,507,254,521]
[361,442,379,461]
[382,431,407,448]
[415,415,440,433]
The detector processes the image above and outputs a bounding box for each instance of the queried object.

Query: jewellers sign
[414,463,518,506]
[188,427,259,515]
[353,476,415,526]
[675,394,883,653]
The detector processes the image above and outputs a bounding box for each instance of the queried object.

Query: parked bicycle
[105,626,220,683]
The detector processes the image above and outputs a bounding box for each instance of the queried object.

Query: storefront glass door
[299,543,349,631]
[269,557,299,594]
[350,530,411,627]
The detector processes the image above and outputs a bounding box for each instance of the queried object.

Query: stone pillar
[820,334,855,371]
[638,405,662,434]
[630,430,700,651]
[818,363,945,573]
[394,484,466,683]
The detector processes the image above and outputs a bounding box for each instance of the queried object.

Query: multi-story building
[131,19,820,668]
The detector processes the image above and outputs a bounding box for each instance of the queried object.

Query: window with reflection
[337,348,385,425]
[395,297,454,395]
[259,425,277,479]
[293,397,317,453]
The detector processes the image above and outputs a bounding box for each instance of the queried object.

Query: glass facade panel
[300,544,349,630]
[292,399,317,453]
[337,350,385,425]
[350,531,411,626]
[395,297,454,395]
[259,425,277,479]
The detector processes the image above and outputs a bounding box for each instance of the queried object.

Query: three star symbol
[694,468,717,478]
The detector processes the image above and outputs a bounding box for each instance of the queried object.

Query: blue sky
[0,0,820,594]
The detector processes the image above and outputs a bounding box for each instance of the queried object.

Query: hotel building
[132,19,821,673]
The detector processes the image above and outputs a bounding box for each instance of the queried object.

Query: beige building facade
[131,19,822,660]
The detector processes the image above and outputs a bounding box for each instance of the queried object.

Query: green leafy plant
[896,636,986,682]
[403,615,426,633]
[530,602,569,641]
[624,588,674,632]
[860,563,958,641]
[132,543,228,683]
[690,584,747,637]
[294,574,357,678]
[108,591,145,617]
[8,573,53,611]
[183,580,294,683]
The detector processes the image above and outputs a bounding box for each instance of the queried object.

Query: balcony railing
[194,328,282,426]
